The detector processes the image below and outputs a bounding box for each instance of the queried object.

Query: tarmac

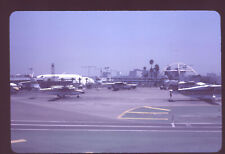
[10,87,222,153]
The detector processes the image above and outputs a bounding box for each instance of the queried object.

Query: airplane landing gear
[211,95,216,103]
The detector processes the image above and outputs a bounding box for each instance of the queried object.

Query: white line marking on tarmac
[11,120,125,124]
[11,120,71,123]
[119,117,168,120]
[11,120,222,126]
[11,123,168,128]
[11,128,221,132]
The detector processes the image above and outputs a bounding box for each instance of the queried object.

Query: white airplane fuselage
[177,85,221,102]
[37,74,82,82]
[37,74,95,86]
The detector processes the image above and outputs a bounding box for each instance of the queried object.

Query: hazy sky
[10,11,221,76]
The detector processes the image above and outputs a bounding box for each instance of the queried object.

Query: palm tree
[154,64,160,85]
[149,59,154,79]
[142,67,148,78]
[149,59,154,68]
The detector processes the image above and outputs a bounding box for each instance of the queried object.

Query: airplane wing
[39,88,52,91]
[101,82,115,85]
[178,84,221,91]
[176,84,221,102]
[40,85,84,98]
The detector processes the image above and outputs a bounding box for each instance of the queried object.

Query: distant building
[129,69,142,78]
[207,73,217,78]
[206,73,221,84]
[100,67,111,78]
[142,67,148,78]
[10,74,31,84]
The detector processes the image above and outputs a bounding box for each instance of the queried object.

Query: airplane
[40,85,85,98]
[170,81,221,103]
[18,80,40,90]
[10,74,85,98]
[36,74,83,83]
[80,76,95,88]
[10,83,20,94]
[100,82,115,89]
[160,79,178,90]
[36,74,95,88]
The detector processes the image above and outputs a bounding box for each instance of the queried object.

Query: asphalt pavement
[10,87,222,153]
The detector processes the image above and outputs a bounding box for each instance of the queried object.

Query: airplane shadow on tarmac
[170,99,220,105]
[48,97,62,101]
[48,96,80,102]
[28,97,36,100]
